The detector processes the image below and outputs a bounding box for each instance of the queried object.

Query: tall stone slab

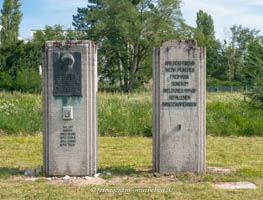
[153,40,206,173]
[43,41,97,176]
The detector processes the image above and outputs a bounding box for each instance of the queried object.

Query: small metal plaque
[63,106,73,120]
[53,52,82,96]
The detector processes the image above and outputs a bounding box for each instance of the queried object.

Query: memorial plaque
[153,40,206,174]
[53,52,82,96]
[43,41,98,176]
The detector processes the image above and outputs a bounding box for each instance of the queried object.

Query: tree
[73,0,183,92]
[222,25,260,82]
[194,10,223,80]
[0,0,23,46]
[196,10,215,39]
[244,38,263,109]
[0,41,42,92]
[0,41,42,77]
[32,24,85,45]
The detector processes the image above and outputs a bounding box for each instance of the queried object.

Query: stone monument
[43,41,97,176]
[153,40,206,173]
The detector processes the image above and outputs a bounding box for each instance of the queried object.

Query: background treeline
[0,0,263,93]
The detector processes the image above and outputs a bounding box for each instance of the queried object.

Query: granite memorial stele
[153,40,206,174]
[43,40,97,176]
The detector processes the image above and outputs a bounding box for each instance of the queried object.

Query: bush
[15,68,42,93]
[245,79,263,110]
[0,72,14,91]
[0,41,42,93]
[0,69,42,93]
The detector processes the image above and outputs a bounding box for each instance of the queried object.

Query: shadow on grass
[0,168,24,178]
[98,166,152,177]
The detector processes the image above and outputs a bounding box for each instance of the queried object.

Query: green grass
[0,92,42,135]
[98,92,152,136]
[0,92,263,137]
[206,93,263,136]
[1,136,263,199]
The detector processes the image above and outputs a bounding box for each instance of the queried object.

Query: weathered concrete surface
[153,40,206,173]
[43,40,97,176]
[213,182,257,189]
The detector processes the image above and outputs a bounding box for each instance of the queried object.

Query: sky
[181,0,263,41]
[0,0,263,41]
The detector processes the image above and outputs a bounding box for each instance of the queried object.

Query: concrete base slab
[213,182,257,189]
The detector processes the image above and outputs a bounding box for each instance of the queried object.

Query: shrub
[15,68,42,93]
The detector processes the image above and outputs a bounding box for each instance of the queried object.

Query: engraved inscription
[162,60,197,108]
[53,52,82,96]
[60,125,76,147]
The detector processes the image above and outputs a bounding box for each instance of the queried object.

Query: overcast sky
[0,0,263,41]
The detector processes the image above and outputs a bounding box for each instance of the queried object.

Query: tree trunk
[128,43,143,92]
[118,58,124,87]
[128,54,139,92]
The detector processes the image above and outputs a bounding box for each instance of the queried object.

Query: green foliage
[1,92,263,137]
[221,25,260,82]
[32,24,85,45]
[15,68,42,93]
[73,0,183,92]
[98,93,152,136]
[0,92,42,135]
[98,85,123,93]
[33,25,66,44]
[194,11,263,86]
[207,78,244,87]
[207,95,263,136]
[243,37,263,109]
[0,72,13,91]
[194,10,223,80]
[0,41,42,93]
[196,10,215,38]
[0,0,23,46]
[0,24,86,94]
[246,84,263,110]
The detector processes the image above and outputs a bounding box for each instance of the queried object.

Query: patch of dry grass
[0,136,263,199]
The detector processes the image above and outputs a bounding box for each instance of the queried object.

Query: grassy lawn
[1,92,263,199]
[0,136,263,199]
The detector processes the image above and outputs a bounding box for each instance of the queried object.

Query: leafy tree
[196,10,215,38]
[0,24,85,92]
[245,38,263,83]
[195,10,223,80]
[33,25,66,44]
[0,41,42,92]
[33,24,85,45]
[244,38,263,109]
[73,0,183,92]
[222,25,260,82]
[0,41,41,75]
[0,0,23,46]
[0,24,86,92]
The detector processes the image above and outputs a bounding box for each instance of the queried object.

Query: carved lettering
[60,125,76,147]
[162,60,197,108]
